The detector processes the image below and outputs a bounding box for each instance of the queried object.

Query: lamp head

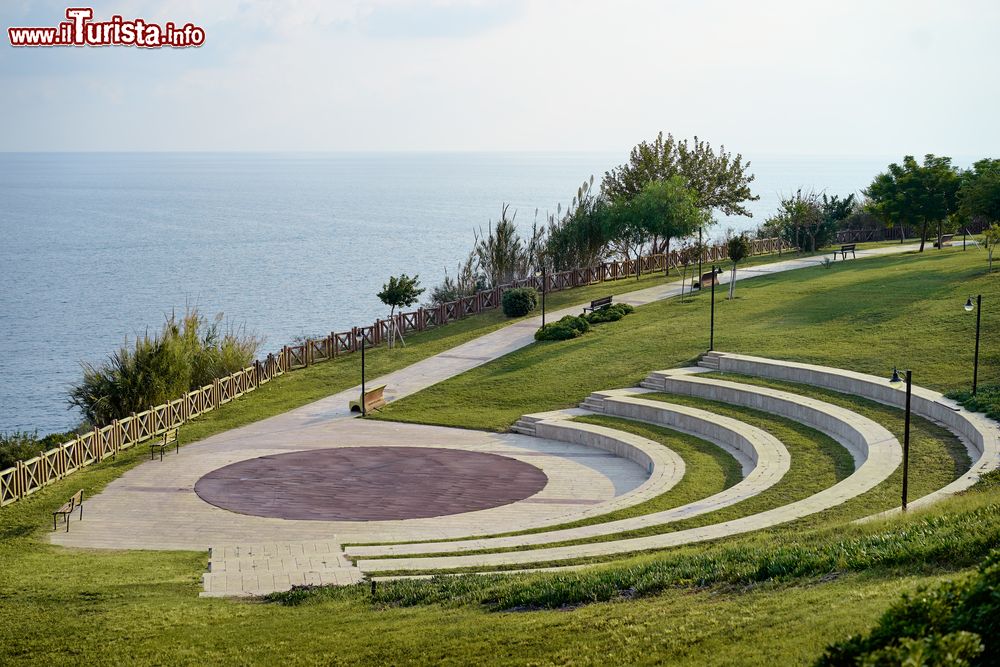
[965,297,974,312]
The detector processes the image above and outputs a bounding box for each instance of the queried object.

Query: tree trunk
[918,223,927,252]
[663,238,670,276]
[937,221,943,250]
[728,262,737,300]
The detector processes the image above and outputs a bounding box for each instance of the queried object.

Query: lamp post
[535,266,547,327]
[964,295,982,395]
[697,227,703,289]
[709,264,717,351]
[360,335,367,417]
[541,265,547,327]
[889,367,912,511]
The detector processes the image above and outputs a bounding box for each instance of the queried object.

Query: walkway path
[281,244,919,424]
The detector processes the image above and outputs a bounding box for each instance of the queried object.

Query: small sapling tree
[377,274,425,348]
[984,223,1000,273]
[726,233,751,300]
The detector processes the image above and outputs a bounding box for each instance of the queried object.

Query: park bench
[583,296,613,313]
[350,384,387,413]
[695,269,721,289]
[53,489,84,532]
[836,244,856,260]
[933,234,955,248]
[151,428,179,461]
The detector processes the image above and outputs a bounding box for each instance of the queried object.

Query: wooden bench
[53,489,84,532]
[151,428,179,461]
[836,243,856,260]
[933,234,955,248]
[583,296,613,313]
[695,269,721,289]
[350,384,387,414]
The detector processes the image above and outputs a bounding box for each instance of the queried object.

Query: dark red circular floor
[194,446,549,521]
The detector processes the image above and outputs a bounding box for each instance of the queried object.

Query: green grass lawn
[375,247,997,431]
[1,244,998,666]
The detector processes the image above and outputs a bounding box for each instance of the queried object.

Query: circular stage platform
[193,446,549,521]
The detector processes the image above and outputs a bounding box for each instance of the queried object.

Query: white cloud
[2,0,999,155]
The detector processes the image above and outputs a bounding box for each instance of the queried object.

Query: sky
[1,0,999,156]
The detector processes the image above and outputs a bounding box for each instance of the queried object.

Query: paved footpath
[284,244,920,425]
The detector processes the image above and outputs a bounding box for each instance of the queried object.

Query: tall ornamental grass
[69,309,259,426]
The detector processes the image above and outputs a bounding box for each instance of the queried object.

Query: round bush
[502,287,538,318]
[585,303,635,324]
[534,315,590,341]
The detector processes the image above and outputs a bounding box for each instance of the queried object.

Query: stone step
[208,553,352,573]
[698,355,720,370]
[201,567,364,597]
[579,397,605,412]
[510,421,535,436]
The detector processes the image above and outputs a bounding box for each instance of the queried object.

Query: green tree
[822,193,855,231]
[959,159,1000,231]
[544,177,611,271]
[604,177,705,276]
[864,154,961,252]
[726,233,751,300]
[377,274,425,348]
[762,190,825,251]
[983,223,1000,273]
[602,132,759,217]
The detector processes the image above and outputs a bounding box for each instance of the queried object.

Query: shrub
[69,309,259,426]
[535,315,589,341]
[502,287,538,317]
[584,303,635,324]
[0,429,77,470]
[0,432,42,470]
[817,548,1000,666]
[947,384,1000,422]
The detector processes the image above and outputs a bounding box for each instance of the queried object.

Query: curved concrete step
[356,373,903,572]
[347,398,789,560]
[702,351,1000,514]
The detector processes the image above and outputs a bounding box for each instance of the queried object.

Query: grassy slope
[375,248,997,431]
[1,246,998,665]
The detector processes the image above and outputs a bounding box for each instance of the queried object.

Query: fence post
[16,460,25,500]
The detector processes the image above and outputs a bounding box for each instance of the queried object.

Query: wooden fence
[0,237,788,508]
[836,219,993,244]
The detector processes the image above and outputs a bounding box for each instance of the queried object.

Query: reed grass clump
[68,309,259,426]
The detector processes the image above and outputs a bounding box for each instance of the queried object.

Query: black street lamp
[964,295,982,395]
[360,335,367,417]
[709,264,717,351]
[535,266,547,326]
[889,367,912,511]
[541,265,547,327]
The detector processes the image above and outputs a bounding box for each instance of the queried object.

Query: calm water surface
[0,152,893,433]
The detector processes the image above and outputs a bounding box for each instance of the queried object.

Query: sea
[0,151,908,433]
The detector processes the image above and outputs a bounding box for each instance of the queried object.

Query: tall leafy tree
[604,177,705,274]
[864,154,961,252]
[959,159,1000,231]
[762,190,831,252]
[602,132,759,219]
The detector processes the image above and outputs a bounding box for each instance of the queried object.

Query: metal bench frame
[53,489,84,532]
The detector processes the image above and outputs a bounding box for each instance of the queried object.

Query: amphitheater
[51,351,1000,598]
